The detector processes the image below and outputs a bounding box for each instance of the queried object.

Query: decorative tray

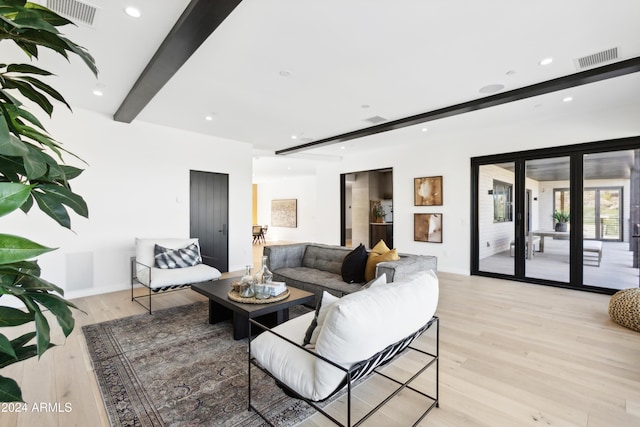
[227,288,290,304]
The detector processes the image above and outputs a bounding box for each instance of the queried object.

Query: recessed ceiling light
[562,96,573,103]
[124,7,141,18]
[479,84,504,94]
[291,135,297,139]
[422,127,428,132]
[279,70,291,77]
[340,146,346,150]
[205,115,214,121]
[539,57,553,66]
[92,89,103,96]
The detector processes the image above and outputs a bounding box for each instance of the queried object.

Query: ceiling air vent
[575,47,618,70]
[46,0,98,26]
[364,115,387,125]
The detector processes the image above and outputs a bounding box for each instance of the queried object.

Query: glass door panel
[524,157,570,283]
[478,163,515,275]
[582,150,637,289]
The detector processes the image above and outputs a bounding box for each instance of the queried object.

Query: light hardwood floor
[1,241,639,427]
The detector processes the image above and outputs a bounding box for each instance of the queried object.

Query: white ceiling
[3,1,640,181]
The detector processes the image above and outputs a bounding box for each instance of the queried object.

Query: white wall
[256,176,318,242]
[1,108,253,300]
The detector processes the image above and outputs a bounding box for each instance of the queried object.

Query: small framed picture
[414,213,443,243]
[414,176,443,206]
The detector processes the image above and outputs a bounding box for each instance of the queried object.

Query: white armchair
[131,238,222,313]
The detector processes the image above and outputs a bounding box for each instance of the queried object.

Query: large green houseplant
[0,0,96,402]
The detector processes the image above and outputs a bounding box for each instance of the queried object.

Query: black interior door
[190,170,229,272]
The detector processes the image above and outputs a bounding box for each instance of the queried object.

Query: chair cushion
[251,270,439,402]
[137,264,221,288]
[313,269,439,399]
[303,291,340,348]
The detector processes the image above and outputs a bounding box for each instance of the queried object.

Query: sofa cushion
[273,267,362,298]
[341,243,368,283]
[313,269,439,399]
[302,245,350,275]
[154,243,202,269]
[365,248,399,281]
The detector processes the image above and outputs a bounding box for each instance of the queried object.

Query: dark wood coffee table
[191,277,314,340]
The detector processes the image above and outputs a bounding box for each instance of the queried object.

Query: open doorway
[341,168,393,249]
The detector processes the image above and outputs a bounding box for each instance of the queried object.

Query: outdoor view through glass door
[473,142,640,293]
[524,157,571,283]
[582,150,636,289]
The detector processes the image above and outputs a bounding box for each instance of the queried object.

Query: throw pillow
[341,243,368,283]
[362,274,387,289]
[303,291,340,348]
[154,243,202,269]
[370,239,391,256]
[364,248,399,282]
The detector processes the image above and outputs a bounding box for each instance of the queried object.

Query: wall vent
[364,115,387,125]
[575,47,618,70]
[46,0,98,26]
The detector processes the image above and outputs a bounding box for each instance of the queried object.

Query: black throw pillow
[341,243,368,283]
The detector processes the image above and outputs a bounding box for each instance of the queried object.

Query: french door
[472,138,640,294]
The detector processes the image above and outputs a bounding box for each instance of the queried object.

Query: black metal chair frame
[248,316,439,427]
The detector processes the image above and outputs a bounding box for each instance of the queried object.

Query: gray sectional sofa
[264,242,437,305]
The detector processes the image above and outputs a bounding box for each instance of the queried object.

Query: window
[493,180,513,222]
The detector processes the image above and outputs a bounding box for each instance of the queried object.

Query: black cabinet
[370,223,393,248]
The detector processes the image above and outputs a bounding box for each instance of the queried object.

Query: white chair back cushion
[313,269,439,399]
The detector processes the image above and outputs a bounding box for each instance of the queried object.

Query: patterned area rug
[82,301,317,426]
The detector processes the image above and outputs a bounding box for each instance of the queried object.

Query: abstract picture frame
[414,213,443,243]
[271,199,297,228]
[414,176,443,206]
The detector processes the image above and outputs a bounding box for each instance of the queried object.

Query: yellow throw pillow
[370,239,391,256]
[364,248,399,282]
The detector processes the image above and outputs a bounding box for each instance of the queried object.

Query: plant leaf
[0,375,23,403]
[33,309,50,358]
[21,143,47,178]
[32,190,70,228]
[0,306,33,328]
[30,293,74,336]
[21,76,70,110]
[37,183,87,217]
[0,182,31,217]
[0,234,55,264]
[0,132,30,157]
[0,333,17,360]
[6,63,52,75]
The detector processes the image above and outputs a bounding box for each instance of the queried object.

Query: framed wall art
[271,199,297,227]
[414,176,443,206]
[414,213,443,243]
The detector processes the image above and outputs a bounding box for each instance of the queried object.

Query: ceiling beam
[114,0,243,123]
[276,56,640,155]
